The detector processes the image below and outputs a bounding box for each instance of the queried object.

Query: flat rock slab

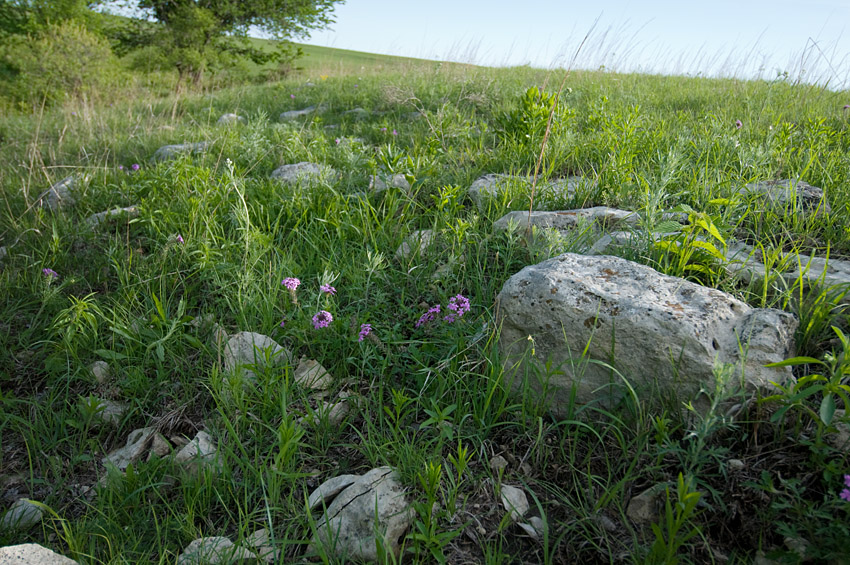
[151,142,209,163]
[293,358,332,391]
[469,174,587,211]
[739,179,830,215]
[102,427,157,470]
[270,162,333,185]
[369,174,411,194]
[280,106,318,120]
[0,544,78,564]
[177,537,256,564]
[174,430,220,474]
[496,253,797,413]
[493,207,639,236]
[223,331,292,382]
[499,484,529,521]
[85,206,139,228]
[311,466,412,561]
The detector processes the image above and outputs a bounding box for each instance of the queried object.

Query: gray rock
[493,207,638,236]
[496,253,797,414]
[148,433,173,460]
[517,516,545,539]
[308,475,361,509]
[311,466,412,561]
[245,528,278,564]
[85,206,139,228]
[216,113,245,125]
[499,484,529,521]
[223,331,292,382]
[0,544,78,564]
[270,162,333,185]
[93,399,129,426]
[469,174,585,211]
[89,360,110,384]
[39,175,84,210]
[176,536,256,564]
[151,142,209,163]
[826,409,849,450]
[293,358,332,391]
[369,174,411,194]
[728,458,746,471]
[0,499,44,531]
[740,179,830,215]
[395,230,435,261]
[279,106,317,120]
[174,430,220,475]
[103,427,157,470]
[627,484,667,524]
[489,455,509,472]
[343,107,370,119]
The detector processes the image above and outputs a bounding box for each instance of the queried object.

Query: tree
[0,0,102,37]
[111,0,343,83]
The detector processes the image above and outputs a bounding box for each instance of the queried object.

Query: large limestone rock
[223,332,292,382]
[0,544,78,564]
[310,466,412,561]
[739,179,830,216]
[469,174,586,211]
[493,207,639,236]
[496,253,797,413]
[151,142,209,163]
[270,162,333,185]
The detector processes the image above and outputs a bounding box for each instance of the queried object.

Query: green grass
[1,48,850,564]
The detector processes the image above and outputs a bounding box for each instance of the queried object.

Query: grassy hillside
[1,51,849,563]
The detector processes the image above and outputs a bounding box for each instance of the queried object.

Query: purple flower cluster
[443,294,471,323]
[282,277,301,291]
[42,267,59,279]
[320,284,336,295]
[312,310,333,329]
[841,475,850,502]
[358,323,372,342]
[735,119,743,129]
[176,234,185,244]
[415,304,441,328]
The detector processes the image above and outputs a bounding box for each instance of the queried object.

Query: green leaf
[94,349,127,360]
[820,394,836,425]
[765,356,824,368]
[655,220,683,233]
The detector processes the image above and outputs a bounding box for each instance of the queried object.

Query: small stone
[280,106,317,120]
[223,331,291,383]
[39,175,84,210]
[270,162,333,185]
[394,230,435,261]
[369,174,410,194]
[0,543,78,564]
[103,427,157,470]
[517,516,545,539]
[94,399,129,426]
[489,455,509,472]
[216,113,245,125]
[174,430,220,475]
[293,358,332,391]
[151,142,209,163]
[728,459,746,471]
[85,206,140,228]
[0,499,45,531]
[148,433,173,459]
[499,484,529,521]
[90,361,111,384]
[343,107,370,119]
[245,528,278,563]
[177,536,256,564]
[627,484,667,524]
[308,474,360,510]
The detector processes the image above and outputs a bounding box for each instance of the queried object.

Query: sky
[300,0,850,87]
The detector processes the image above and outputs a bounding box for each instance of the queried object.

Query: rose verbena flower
[282,277,301,291]
[320,284,336,295]
[42,268,59,279]
[415,304,441,328]
[312,310,333,329]
[444,294,470,323]
[358,323,372,342]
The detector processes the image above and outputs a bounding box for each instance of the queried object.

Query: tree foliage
[115,0,343,82]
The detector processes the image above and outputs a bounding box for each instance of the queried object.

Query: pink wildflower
[312,310,333,329]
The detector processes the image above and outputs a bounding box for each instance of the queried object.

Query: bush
[1,20,119,106]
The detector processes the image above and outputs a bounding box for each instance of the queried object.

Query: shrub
[1,20,119,106]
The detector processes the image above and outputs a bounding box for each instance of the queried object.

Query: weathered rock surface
[89,360,111,384]
[496,253,797,413]
[103,427,157,470]
[270,162,333,185]
[627,484,667,524]
[223,331,291,382]
[245,528,278,564]
[369,173,411,194]
[176,536,256,564]
[739,179,830,215]
[151,142,209,163]
[92,399,129,426]
[39,175,83,210]
[174,430,220,475]
[310,466,412,561]
[499,484,529,522]
[293,358,332,391]
[493,207,638,236]
[0,544,78,564]
[395,230,435,261]
[280,106,318,120]
[85,206,139,228]
[216,113,245,125]
[469,174,586,211]
[0,499,44,531]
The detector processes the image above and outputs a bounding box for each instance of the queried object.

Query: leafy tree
[110,0,343,83]
[0,0,102,37]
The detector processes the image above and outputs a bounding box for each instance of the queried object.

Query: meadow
[1,44,850,563]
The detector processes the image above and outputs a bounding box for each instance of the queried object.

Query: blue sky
[301,0,850,86]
